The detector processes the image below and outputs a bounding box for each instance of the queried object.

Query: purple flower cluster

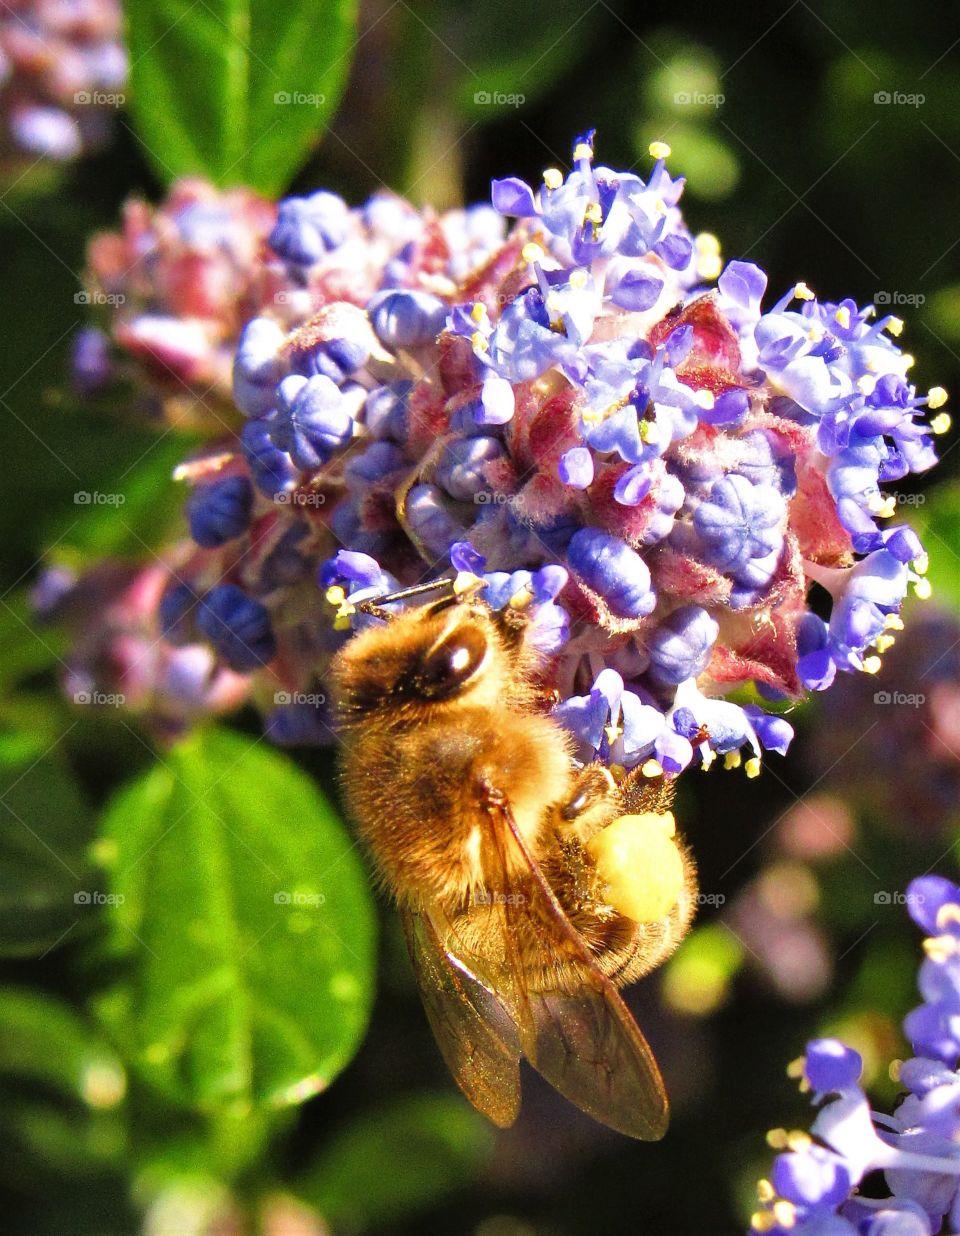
[52,131,946,771]
[750,876,960,1236]
[0,0,126,165]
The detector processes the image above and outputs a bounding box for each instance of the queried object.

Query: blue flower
[186,475,254,549]
[567,528,656,619]
[802,1039,864,1097]
[240,414,299,498]
[365,383,412,441]
[436,435,506,502]
[558,447,594,489]
[403,483,466,558]
[645,605,719,689]
[233,317,288,417]
[198,584,276,672]
[367,289,448,349]
[692,473,785,601]
[158,582,199,646]
[270,374,353,470]
[269,191,350,266]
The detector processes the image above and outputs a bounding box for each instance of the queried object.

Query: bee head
[331,595,520,719]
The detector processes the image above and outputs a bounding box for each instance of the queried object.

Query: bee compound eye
[416,624,489,699]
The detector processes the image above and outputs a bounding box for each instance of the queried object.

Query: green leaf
[0,745,93,958]
[95,727,376,1113]
[0,592,65,696]
[0,988,125,1106]
[910,480,960,610]
[125,0,359,194]
[296,1093,495,1227]
[0,989,126,1180]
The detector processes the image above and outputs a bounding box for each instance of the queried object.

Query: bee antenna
[355,573,488,620]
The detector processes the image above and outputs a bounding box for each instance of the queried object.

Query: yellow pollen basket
[586,811,685,923]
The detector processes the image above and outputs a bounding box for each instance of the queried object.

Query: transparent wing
[401,904,522,1129]
[482,790,670,1141]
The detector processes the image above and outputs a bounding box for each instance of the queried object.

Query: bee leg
[558,766,617,841]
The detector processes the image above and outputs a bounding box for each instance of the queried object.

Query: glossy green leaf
[0,989,126,1180]
[0,988,125,1105]
[95,727,375,1112]
[296,1093,495,1226]
[125,0,359,194]
[0,746,93,958]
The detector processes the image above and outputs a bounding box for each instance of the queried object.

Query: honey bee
[330,579,697,1138]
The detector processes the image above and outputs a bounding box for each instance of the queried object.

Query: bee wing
[400,905,522,1128]
[483,791,670,1141]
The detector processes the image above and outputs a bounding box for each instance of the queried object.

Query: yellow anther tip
[453,571,483,595]
[324,585,346,606]
[697,254,724,281]
[914,578,933,600]
[573,142,593,162]
[931,412,952,435]
[694,388,716,409]
[928,386,949,409]
[542,167,563,190]
[469,301,487,323]
[887,316,905,337]
[641,758,664,778]
[772,1200,797,1227]
[648,140,672,160]
[794,281,815,301]
[862,655,882,674]
[521,242,544,264]
[835,306,851,329]
[745,756,762,779]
